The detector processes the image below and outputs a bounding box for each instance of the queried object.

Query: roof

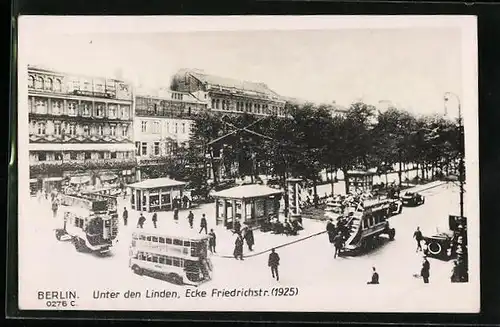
[212,184,283,199]
[186,70,280,98]
[127,178,186,190]
[132,223,210,241]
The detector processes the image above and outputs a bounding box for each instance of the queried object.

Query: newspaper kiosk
[212,184,282,229]
[128,178,186,212]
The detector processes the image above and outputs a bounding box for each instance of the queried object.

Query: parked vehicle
[401,191,425,206]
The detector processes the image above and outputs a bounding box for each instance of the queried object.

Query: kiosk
[212,184,282,229]
[128,178,186,212]
[346,170,375,194]
[287,178,302,220]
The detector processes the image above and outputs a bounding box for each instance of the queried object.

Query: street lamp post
[444,92,464,219]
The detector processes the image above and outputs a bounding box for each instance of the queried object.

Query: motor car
[401,191,425,206]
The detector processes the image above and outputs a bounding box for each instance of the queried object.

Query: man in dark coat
[187,210,194,229]
[208,229,216,253]
[268,248,280,281]
[333,232,343,258]
[173,207,179,224]
[367,267,379,284]
[244,228,255,251]
[152,212,158,228]
[413,227,423,252]
[233,233,244,260]
[122,207,128,226]
[326,220,336,244]
[421,256,430,283]
[199,214,208,234]
[137,212,146,229]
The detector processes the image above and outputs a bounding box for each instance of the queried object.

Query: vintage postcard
[16,15,479,313]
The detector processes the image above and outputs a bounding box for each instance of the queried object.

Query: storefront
[128,177,186,212]
[212,184,282,229]
[346,170,375,194]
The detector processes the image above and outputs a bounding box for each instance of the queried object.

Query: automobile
[400,191,425,206]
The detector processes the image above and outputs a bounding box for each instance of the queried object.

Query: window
[111,152,117,159]
[54,79,62,92]
[109,104,117,118]
[84,152,91,160]
[45,78,53,90]
[135,142,140,156]
[98,152,104,159]
[154,142,160,155]
[216,99,220,109]
[28,75,35,88]
[95,83,104,93]
[83,125,90,136]
[96,104,104,117]
[38,152,47,161]
[174,123,178,134]
[37,122,46,135]
[211,99,215,108]
[68,124,76,135]
[70,152,77,160]
[159,237,165,244]
[165,238,172,244]
[35,76,44,89]
[52,100,62,115]
[54,152,63,160]
[83,80,91,91]
[35,98,47,114]
[159,256,166,264]
[110,125,116,136]
[121,105,129,119]
[68,102,77,116]
[166,122,169,133]
[97,125,103,136]
[182,123,186,134]
[54,122,61,135]
[122,125,128,137]
[141,142,147,156]
[173,239,183,246]
[188,107,191,116]
[141,121,147,133]
[82,102,91,116]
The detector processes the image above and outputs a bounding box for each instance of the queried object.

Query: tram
[342,199,396,255]
[54,193,119,254]
[129,227,212,286]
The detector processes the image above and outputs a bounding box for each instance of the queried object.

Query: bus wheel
[73,238,83,252]
[55,230,64,241]
[132,265,143,276]
[388,228,396,240]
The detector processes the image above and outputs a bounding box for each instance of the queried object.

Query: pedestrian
[413,227,423,252]
[421,256,430,283]
[183,194,190,209]
[326,219,336,244]
[451,260,460,283]
[268,248,280,281]
[51,199,59,218]
[187,210,194,229]
[208,229,216,253]
[173,207,179,224]
[333,232,343,258]
[233,220,241,234]
[199,214,208,234]
[233,233,244,260]
[152,212,158,228]
[367,267,379,284]
[244,227,255,251]
[137,212,146,229]
[122,207,128,226]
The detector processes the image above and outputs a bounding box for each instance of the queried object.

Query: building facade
[171,69,287,118]
[133,87,207,179]
[28,65,136,192]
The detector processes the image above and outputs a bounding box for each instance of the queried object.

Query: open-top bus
[341,199,396,255]
[55,193,119,254]
[129,227,212,286]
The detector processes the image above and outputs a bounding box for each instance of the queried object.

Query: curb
[214,230,327,259]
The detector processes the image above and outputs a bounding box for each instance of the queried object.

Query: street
[19,182,474,312]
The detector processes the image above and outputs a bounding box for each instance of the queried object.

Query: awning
[70,176,91,184]
[128,177,186,190]
[212,184,283,200]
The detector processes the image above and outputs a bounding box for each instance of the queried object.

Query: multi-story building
[133,87,207,179]
[170,69,287,118]
[28,65,136,192]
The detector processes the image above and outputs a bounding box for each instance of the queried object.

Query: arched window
[28,75,35,88]
[54,79,62,92]
[35,76,44,89]
[45,78,53,90]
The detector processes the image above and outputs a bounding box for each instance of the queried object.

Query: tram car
[129,228,213,286]
[401,191,425,206]
[342,199,396,255]
[54,193,119,254]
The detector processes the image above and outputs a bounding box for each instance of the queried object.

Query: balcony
[30,158,137,175]
[29,112,133,123]
[29,133,132,144]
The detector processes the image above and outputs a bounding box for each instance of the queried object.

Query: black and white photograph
[16,16,479,312]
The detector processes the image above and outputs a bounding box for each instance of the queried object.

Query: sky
[21,27,464,116]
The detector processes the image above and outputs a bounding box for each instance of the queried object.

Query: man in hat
[268,248,280,281]
[421,256,430,283]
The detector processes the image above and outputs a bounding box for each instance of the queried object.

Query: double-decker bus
[342,199,396,255]
[54,193,119,254]
[129,228,212,286]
